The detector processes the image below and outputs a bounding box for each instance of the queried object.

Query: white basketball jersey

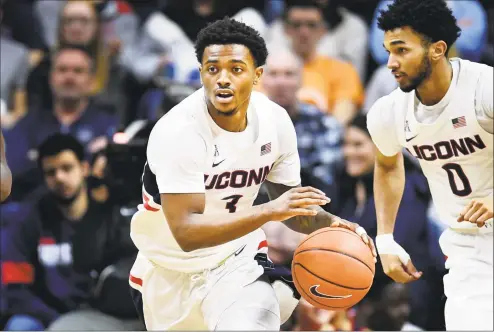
[131,88,301,272]
[397,60,493,231]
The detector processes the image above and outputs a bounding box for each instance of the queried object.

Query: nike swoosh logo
[405,135,418,142]
[212,159,226,167]
[309,285,352,299]
[234,245,246,256]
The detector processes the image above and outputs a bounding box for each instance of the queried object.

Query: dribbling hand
[457,197,493,228]
[265,187,377,261]
[265,186,330,221]
[329,217,377,261]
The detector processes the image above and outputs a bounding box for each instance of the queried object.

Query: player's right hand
[380,254,422,284]
[457,196,493,228]
[265,186,330,221]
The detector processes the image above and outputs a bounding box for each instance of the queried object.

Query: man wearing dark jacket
[0,134,140,330]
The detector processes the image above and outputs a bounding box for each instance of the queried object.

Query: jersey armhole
[473,75,493,135]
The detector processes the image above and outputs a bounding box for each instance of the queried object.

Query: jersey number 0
[442,163,472,197]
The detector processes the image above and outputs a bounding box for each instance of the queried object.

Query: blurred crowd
[0,0,491,330]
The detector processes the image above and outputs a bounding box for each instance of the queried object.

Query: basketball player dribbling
[366,0,493,330]
[128,18,376,331]
[0,130,12,202]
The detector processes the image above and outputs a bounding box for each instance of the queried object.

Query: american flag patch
[452,116,466,129]
[260,142,271,156]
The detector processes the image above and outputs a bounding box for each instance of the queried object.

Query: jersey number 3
[442,163,472,197]
[222,195,243,213]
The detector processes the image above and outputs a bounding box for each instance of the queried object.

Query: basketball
[292,227,375,310]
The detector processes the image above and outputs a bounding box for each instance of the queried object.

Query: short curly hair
[378,0,461,55]
[195,17,268,67]
[37,133,85,168]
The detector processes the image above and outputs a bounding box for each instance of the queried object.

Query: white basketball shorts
[128,240,299,330]
[439,227,493,331]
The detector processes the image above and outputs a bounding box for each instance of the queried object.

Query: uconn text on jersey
[407,134,486,161]
[204,164,274,190]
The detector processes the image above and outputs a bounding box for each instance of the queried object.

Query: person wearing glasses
[266,0,364,126]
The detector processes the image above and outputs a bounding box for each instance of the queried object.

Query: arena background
[0,0,491,330]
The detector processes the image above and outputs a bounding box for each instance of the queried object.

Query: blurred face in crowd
[315,0,329,5]
[383,283,410,329]
[42,150,89,205]
[343,126,375,177]
[370,283,411,330]
[51,49,93,105]
[61,1,98,45]
[285,7,326,60]
[200,44,263,116]
[262,50,302,110]
[384,27,433,92]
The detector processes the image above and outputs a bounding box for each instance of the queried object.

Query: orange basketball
[292,227,375,310]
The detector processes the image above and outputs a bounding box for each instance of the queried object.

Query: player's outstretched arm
[0,130,12,202]
[374,150,422,283]
[264,181,377,259]
[160,186,328,252]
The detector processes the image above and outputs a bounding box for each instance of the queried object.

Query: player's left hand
[329,217,377,262]
[457,196,493,228]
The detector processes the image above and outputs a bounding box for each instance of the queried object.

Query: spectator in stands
[0,7,30,128]
[58,0,111,95]
[35,0,138,55]
[274,1,364,125]
[261,47,344,190]
[29,0,117,110]
[3,45,118,197]
[0,134,140,331]
[334,114,444,329]
[266,0,369,81]
[357,283,421,331]
[33,0,138,115]
[315,0,369,81]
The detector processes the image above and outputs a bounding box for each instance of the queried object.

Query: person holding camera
[0,133,141,331]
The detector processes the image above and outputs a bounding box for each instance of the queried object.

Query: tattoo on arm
[289,206,338,234]
[264,181,338,234]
